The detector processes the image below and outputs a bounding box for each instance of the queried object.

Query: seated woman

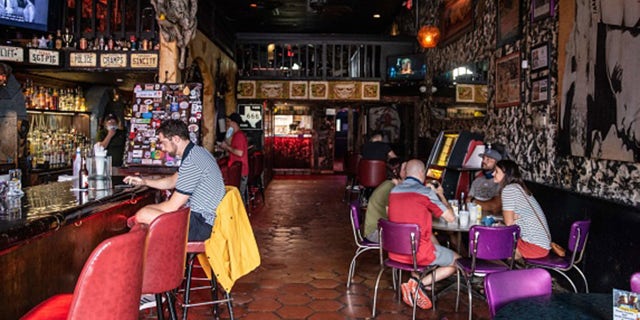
[494,159,550,259]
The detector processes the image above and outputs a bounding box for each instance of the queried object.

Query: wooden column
[158,33,180,83]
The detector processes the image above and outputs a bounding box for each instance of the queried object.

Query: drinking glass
[459,210,470,227]
[8,169,23,196]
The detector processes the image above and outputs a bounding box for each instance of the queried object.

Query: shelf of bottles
[23,79,87,112]
[23,79,91,171]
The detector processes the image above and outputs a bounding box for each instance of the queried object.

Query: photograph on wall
[368,106,401,143]
[473,84,488,103]
[495,52,521,107]
[531,43,549,71]
[309,81,328,99]
[531,77,549,104]
[455,84,475,102]
[257,81,286,99]
[439,0,474,45]
[361,82,380,100]
[237,104,263,130]
[289,81,308,99]
[237,80,256,99]
[329,81,359,100]
[497,0,521,47]
[559,1,640,162]
[531,0,554,22]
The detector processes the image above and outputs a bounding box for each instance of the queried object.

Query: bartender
[97,113,126,167]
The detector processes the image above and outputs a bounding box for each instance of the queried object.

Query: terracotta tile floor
[142,175,492,319]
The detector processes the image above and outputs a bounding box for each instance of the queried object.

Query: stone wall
[405,0,640,206]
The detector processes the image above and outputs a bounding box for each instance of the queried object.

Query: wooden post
[158,33,180,83]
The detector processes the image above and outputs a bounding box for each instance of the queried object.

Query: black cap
[105,113,118,121]
[227,113,243,124]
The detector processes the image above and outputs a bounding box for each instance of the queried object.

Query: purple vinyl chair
[346,201,380,288]
[631,273,640,293]
[525,220,591,293]
[455,225,520,320]
[484,268,552,318]
[372,219,438,320]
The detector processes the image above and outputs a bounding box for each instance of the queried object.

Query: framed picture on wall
[531,43,549,71]
[495,52,521,107]
[531,77,549,104]
[455,84,475,102]
[531,0,554,22]
[497,0,521,47]
[439,0,474,45]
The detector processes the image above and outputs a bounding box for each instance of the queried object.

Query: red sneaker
[415,286,433,310]
[401,283,414,307]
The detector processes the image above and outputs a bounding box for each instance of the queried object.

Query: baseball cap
[479,148,502,161]
[227,113,243,124]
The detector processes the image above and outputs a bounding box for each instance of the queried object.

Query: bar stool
[343,152,361,202]
[248,151,265,210]
[226,161,242,189]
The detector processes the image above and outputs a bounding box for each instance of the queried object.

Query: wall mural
[410,0,640,206]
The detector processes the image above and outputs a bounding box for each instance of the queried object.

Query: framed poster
[439,0,474,45]
[531,0,554,22]
[237,104,263,130]
[289,81,308,99]
[531,77,549,104]
[361,82,380,100]
[531,43,549,71]
[456,84,475,102]
[309,81,328,99]
[497,0,521,47]
[237,80,256,99]
[473,84,488,103]
[495,52,521,107]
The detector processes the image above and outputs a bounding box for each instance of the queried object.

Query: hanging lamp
[417,25,440,48]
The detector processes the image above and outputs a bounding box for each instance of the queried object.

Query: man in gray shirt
[467,148,502,214]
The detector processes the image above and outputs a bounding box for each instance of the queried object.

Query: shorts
[431,244,456,266]
[517,239,549,259]
[188,211,213,241]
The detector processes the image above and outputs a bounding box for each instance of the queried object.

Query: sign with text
[100,53,127,68]
[130,53,158,68]
[0,45,24,62]
[69,52,97,67]
[237,104,263,130]
[28,49,59,66]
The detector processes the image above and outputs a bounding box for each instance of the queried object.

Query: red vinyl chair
[21,225,148,320]
[357,159,387,205]
[226,161,242,189]
[139,207,190,320]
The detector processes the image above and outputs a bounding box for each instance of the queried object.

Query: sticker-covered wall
[402,0,640,206]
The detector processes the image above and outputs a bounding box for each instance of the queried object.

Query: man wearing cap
[221,113,249,203]
[97,113,126,167]
[466,148,502,214]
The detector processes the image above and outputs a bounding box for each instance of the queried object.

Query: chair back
[358,159,387,188]
[631,272,640,293]
[567,220,590,263]
[141,207,190,294]
[226,161,242,188]
[469,225,520,263]
[350,201,364,243]
[378,219,420,267]
[248,151,264,185]
[67,225,148,320]
[484,268,552,318]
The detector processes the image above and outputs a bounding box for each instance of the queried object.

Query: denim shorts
[431,244,456,266]
[188,211,213,241]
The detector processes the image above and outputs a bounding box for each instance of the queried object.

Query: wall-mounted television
[386,53,427,82]
[0,0,50,32]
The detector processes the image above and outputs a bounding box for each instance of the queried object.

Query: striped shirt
[388,177,448,266]
[501,184,551,250]
[175,142,226,225]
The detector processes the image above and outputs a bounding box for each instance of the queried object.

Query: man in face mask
[466,148,502,214]
[97,113,126,167]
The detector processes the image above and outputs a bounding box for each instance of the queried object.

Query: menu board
[125,83,203,167]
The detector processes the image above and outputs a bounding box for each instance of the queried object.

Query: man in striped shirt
[124,120,226,241]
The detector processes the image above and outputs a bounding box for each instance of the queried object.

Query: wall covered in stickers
[402,0,640,206]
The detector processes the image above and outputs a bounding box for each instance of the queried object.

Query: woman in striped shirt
[494,160,551,259]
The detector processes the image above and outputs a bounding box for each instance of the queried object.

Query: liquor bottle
[460,192,466,211]
[54,29,63,50]
[80,153,89,189]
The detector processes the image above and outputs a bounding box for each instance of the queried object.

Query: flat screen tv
[0,0,50,31]
[386,53,427,82]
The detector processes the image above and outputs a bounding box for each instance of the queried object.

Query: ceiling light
[250,3,258,8]
[116,78,124,83]
[417,25,440,48]
[373,14,381,19]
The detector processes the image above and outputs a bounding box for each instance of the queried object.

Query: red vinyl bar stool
[357,159,387,204]
[137,207,190,320]
[21,225,148,320]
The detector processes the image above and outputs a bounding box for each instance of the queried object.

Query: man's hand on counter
[123,176,145,186]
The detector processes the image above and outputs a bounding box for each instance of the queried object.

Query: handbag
[516,185,566,257]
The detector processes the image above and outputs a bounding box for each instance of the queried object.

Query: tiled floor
[143,175,492,319]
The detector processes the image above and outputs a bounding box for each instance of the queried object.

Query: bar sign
[29,49,59,66]
[69,52,97,67]
[0,45,24,62]
[100,53,127,68]
[130,53,158,68]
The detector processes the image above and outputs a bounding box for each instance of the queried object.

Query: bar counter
[0,177,160,319]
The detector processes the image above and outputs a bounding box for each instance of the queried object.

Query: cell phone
[114,184,134,189]
[430,180,440,188]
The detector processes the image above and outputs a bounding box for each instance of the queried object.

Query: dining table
[494,292,612,319]
[431,215,503,254]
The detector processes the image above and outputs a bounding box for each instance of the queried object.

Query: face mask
[107,125,118,131]
[225,127,234,140]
